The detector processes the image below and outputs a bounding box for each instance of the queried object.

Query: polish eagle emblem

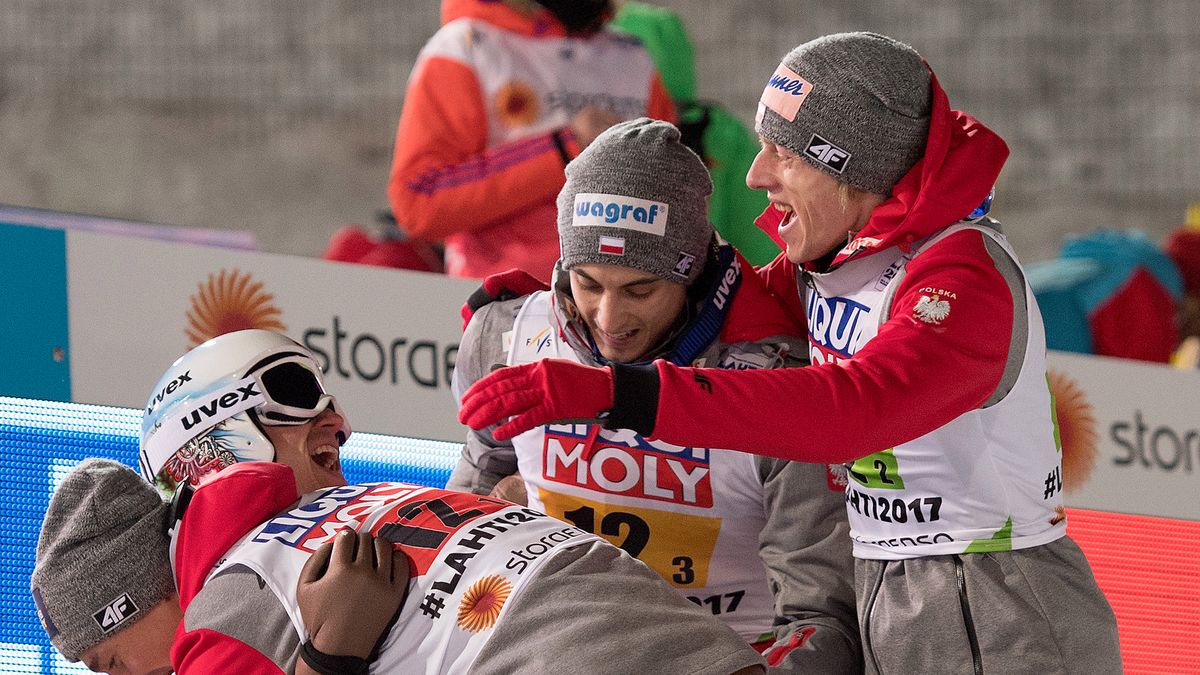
[914,294,951,324]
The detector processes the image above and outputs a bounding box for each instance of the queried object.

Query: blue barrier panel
[0,224,70,402]
[0,396,460,673]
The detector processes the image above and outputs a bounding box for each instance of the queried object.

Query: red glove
[460,268,550,331]
[458,358,615,440]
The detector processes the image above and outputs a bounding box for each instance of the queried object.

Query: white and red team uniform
[450,248,862,673]
[631,73,1122,674]
[387,0,676,280]
[169,462,764,674]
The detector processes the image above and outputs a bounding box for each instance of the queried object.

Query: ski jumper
[169,463,764,674]
[617,74,1122,674]
[450,248,862,673]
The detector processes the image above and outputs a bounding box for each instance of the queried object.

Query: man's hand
[458,359,615,440]
[488,474,529,506]
[461,268,550,330]
[570,106,623,149]
[298,529,410,660]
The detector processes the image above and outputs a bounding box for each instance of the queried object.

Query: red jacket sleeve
[173,626,285,675]
[651,230,1014,463]
[386,57,579,241]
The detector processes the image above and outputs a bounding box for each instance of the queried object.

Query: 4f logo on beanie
[673,252,696,278]
[94,593,140,633]
[804,134,850,173]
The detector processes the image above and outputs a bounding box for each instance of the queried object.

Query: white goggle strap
[139,376,266,481]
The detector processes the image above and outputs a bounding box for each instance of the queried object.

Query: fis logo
[526,327,552,354]
[804,134,850,174]
[179,381,262,431]
[573,193,668,236]
[807,294,870,364]
[93,593,139,633]
[542,425,714,507]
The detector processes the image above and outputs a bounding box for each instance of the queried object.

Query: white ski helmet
[139,329,350,494]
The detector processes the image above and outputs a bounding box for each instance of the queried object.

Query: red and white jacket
[387,0,676,280]
[643,73,1066,559]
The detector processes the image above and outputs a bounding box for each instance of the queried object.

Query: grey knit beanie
[31,458,176,662]
[557,117,714,284]
[755,32,932,195]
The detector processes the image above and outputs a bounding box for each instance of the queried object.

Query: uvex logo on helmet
[146,370,192,415]
[179,382,263,431]
[573,193,668,236]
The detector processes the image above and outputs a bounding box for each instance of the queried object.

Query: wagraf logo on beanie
[755,31,932,196]
[557,117,713,285]
[573,194,668,235]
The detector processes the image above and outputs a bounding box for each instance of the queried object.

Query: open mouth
[310,444,341,472]
[772,202,795,224]
[598,328,637,345]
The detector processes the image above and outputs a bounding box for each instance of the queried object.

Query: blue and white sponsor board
[3,218,1199,515]
[2,220,476,442]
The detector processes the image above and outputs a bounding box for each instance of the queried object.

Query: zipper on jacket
[862,562,887,673]
[953,555,984,675]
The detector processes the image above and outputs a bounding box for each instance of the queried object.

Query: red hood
[720,248,804,342]
[441,0,568,36]
[756,69,1009,270]
[174,462,299,608]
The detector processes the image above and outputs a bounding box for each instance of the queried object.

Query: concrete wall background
[1,1,1197,263]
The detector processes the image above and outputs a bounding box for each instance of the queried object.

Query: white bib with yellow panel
[506,291,775,641]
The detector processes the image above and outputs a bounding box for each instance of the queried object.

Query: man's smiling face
[568,263,687,363]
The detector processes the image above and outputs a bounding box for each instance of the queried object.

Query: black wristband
[551,130,573,167]
[300,640,369,675]
[603,364,660,435]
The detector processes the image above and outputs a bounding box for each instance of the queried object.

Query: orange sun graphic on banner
[494,80,539,128]
[185,269,286,348]
[1048,369,1098,492]
[457,575,513,633]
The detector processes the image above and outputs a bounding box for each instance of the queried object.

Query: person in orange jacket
[387,0,676,280]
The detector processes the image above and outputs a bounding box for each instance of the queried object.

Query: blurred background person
[1027,228,1183,363]
[386,0,676,280]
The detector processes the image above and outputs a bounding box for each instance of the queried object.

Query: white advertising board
[58,228,1200,519]
[67,230,476,442]
[1049,351,1200,520]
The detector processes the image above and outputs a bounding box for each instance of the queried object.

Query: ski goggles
[249,354,340,426]
[141,354,348,479]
